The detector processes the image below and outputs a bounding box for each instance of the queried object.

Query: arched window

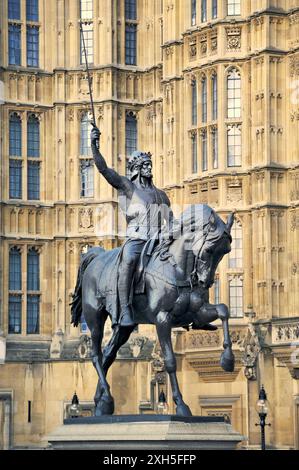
[201,76,207,123]
[27,116,40,201]
[27,115,39,157]
[9,113,22,156]
[27,248,40,334]
[229,220,243,268]
[211,73,217,120]
[9,247,21,291]
[9,247,22,334]
[201,0,207,22]
[191,0,196,26]
[212,127,218,169]
[80,113,92,156]
[8,24,21,65]
[227,68,241,118]
[201,129,207,171]
[229,276,243,318]
[27,248,40,291]
[9,114,22,199]
[191,79,197,125]
[191,132,197,173]
[126,112,137,156]
[212,0,217,19]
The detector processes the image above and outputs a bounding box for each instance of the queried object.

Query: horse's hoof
[176,403,193,417]
[220,350,235,372]
[94,397,114,416]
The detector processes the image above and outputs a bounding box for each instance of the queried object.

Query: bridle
[189,218,213,289]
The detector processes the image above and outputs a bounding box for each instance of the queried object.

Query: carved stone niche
[290,172,299,202]
[290,54,299,78]
[189,38,197,59]
[226,27,241,51]
[241,324,261,381]
[227,178,243,204]
[79,208,94,231]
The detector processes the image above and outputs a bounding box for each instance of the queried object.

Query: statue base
[48,415,245,450]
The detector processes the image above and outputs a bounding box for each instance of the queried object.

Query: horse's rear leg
[94,323,135,405]
[102,325,135,375]
[88,309,115,416]
[156,311,192,417]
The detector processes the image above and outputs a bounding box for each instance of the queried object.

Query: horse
[71,204,235,417]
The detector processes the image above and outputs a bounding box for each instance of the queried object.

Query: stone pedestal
[48,415,245,450]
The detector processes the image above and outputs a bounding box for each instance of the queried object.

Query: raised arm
[91,126,133,194]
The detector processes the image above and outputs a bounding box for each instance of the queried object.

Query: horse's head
[178,205,233,289]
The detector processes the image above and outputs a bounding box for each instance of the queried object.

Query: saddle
[134,238,159,294]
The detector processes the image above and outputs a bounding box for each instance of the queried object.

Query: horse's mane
[155,204,226,260]
[155,204,216,260]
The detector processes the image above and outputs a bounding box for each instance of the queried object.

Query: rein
[153,213,215,291]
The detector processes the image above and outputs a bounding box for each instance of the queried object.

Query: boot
[118,263,136,328]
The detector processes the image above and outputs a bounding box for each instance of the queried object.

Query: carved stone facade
[0,0,299,450]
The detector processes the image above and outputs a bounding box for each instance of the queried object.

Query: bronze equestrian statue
[71,126,235,417]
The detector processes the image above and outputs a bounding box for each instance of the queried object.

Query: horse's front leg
[155,311,192,417]
[215,303,235,372]
[199,302,235,372]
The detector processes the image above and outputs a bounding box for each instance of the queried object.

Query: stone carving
[189,39,197,59]
[291,213,299,231]
[292,263,299,275]
[186,331,221,349]
[290,110,299,121]
[226,27,241,50]
[289,13,299,25]
[200,41,207,55]
[50,329,65,359]
[79,208,94,230]
[211,36,217,52]
[78,335,92,359]
[227,178,242,204]
[273,323,299,343]
[165,46,174,57]
[290,173,299,201]
[230,330,246,346]
[241,324,261,381]
[79,73,91,96]
[67,108,74,121]
[129,335,147,358]
[290,54,299,77]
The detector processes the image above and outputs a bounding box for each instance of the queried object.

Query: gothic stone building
[0,0,299,449]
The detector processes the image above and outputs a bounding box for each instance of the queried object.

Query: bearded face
[139,159,153,178]
[128,152,153,180]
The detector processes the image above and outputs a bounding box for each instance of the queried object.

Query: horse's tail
[70,248,104,327]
